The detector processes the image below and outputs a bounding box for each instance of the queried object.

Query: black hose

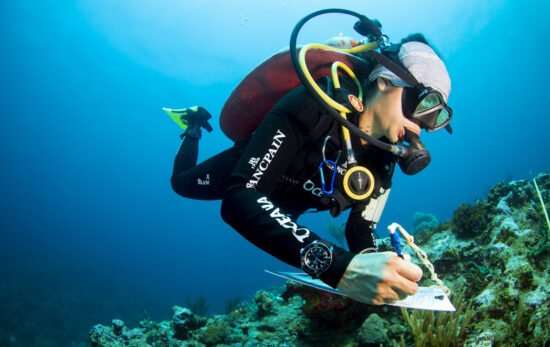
[289,8,399,154]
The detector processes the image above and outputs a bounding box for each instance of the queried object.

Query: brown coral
[401,288,474,347]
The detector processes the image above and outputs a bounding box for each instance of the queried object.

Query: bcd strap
[307,76,337,143]
[296,76,338,151]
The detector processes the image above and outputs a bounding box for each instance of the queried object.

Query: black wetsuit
[171,85,396,288]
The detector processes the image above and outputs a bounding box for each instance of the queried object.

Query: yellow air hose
[298,42,378,113]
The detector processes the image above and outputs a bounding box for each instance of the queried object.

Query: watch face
[304,246,330,271]
[301,242,333,276]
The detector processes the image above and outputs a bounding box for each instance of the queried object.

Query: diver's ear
[376,77,391,92]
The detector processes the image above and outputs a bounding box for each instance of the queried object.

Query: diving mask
[401,86,453,132]
[369,41,452,133]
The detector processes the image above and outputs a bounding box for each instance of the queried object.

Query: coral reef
[412,211,439,234]
[185,295,210,316]
[451,201,492,240]
[401,287,474,346]
[410,173,550,346]
[89,174,550,346]
[532,177,550,255]
[224,297,243,314]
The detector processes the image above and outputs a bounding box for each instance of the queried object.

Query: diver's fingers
[395,257,423,282]
[371,287,401,305]
[384,269,418,299]
[392,275,419,298]
[381,256,421,298]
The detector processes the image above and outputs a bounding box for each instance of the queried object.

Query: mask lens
[434,108,451,128]
[416,93,441,112]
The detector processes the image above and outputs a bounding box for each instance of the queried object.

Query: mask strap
[366,49,421,89]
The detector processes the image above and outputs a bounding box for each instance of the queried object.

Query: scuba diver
[167,9,452,305]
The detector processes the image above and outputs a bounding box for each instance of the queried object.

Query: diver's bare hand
[336,251,422,305]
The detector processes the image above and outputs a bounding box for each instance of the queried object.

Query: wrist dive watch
[300,240,334,278]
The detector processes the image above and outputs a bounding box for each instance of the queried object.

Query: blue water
[1,1,549,345]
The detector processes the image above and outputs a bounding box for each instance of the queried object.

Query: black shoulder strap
[309,110,335,143]
[280,77,339,184]
[300,76,338,144]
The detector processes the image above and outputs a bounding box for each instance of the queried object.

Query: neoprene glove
[336,251,422,305]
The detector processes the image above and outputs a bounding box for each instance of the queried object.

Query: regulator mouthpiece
[397,130,431,175]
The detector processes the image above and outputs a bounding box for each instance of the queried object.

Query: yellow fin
[162,107,190,130]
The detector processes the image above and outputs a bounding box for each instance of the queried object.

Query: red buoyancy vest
[220,48,369,142]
